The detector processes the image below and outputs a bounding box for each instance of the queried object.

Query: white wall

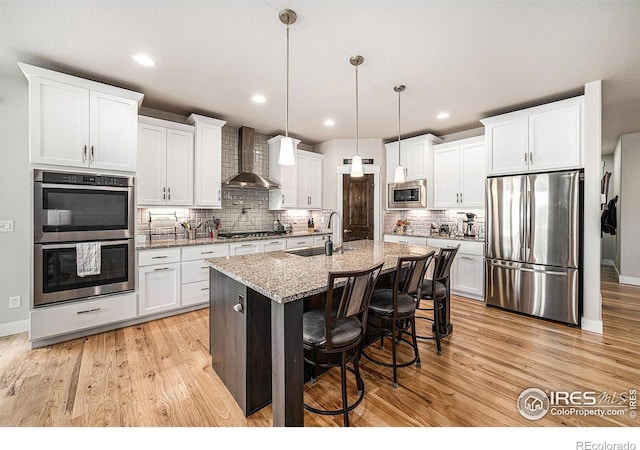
[613,139,622,271]
[314,138,384,211]
[618,132,640,284]
[581,80,603,334]
[0,73,30,336]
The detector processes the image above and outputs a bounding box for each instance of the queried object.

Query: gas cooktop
[217,230,288,239]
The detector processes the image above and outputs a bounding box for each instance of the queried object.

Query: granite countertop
[137,230,332,250]
[385,232,485,243]
[206,239,438,304]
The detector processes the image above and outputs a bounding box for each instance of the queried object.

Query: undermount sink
[285,247,327,257]
[285,246,356,257]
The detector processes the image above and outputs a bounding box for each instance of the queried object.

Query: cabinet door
[165,128,194,206]
[296,153,311,207]
[451,253,484,300]
[138,263,181,316]
[459,142,486,208]
[385,142,399,184]
[263,240,286,252]
[486,117,528,175]
[194,122,222,208]
[402,140,428,181]
[307,154,323,209]
[433,145,461,208]
[29,77,90,168]
[230,241,263,255]
[89,91,138,172]
[137,123,167,206]
[529,103,581,171]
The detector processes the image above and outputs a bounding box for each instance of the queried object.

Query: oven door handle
[39,240,132,249]
[40,183,131,192]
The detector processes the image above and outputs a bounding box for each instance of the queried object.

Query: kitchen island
[206,239,438,426]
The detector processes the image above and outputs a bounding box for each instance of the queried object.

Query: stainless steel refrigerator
[485,170,582,325]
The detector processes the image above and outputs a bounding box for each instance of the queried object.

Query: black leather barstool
[302,261,384,427]
[415,245,459,355]
[362,251,435,388]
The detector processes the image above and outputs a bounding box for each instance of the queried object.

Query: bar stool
[302,261,384,427]
[415,245,459,355]
[361,251,435,388]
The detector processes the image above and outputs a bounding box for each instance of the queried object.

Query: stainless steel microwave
[388,180,427,209]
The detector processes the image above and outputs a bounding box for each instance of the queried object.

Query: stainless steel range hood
[224,126,280,189]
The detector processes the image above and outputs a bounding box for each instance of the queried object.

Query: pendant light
[350,55,364,178]
[278,9,297,166]
[393,85,407,183]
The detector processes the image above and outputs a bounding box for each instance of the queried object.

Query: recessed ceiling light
[436,112,450,119]
[252,94,266,103]
[131,53,155,67]
[323,119,335,126]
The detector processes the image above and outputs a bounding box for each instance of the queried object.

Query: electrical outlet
[0,220,14,232]
[8,296,21,309]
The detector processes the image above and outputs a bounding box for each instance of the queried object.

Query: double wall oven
[33,170,136,307]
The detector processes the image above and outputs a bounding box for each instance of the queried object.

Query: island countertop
[206,239,438,304]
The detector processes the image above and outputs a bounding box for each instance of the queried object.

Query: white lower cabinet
[286,236,315,249]
[181,244,229,307]
[263,239,287,252]
[30,292,137,341]
[383,234,428,246]
[426,238,485,301]
[229,240,263,255]
[138,262,181,316]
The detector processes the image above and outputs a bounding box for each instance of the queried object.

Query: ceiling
[1,1,639,154]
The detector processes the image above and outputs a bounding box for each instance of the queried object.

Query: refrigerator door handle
[527,189,534,251]
[489,261,568,276]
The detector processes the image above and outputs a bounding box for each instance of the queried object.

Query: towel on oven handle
[76,242,101,277]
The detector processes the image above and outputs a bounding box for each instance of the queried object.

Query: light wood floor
[1,266,638,427]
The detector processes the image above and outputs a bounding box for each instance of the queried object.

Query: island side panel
[271,298,304,427]
[246,290,272,415]
[210,268,248,415]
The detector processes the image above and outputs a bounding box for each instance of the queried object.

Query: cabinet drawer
[30,292,137,341]
[286,236,315,249]
[426,238,484,256]
[182,280,210,307]
[384,234,427,246]
[182,259,211,284]
[181,244,229,261]
[138,247,181,266]
[263,239,287,253]
[229,240,263,255]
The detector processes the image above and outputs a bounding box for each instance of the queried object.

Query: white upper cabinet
[385,134,442,183]
[269,137,323,210]
[187,114,226,208]
[137,117,194,206]
[296,151,323,209]
[269,135,299,209]
[19,62,143,173]
[482,96,584,176]
[433,136,486,209]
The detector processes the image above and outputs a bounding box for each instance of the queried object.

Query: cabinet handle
[200,266,208,270]
[151,255,168,259]
[270,241,280,244]
[281,194,285,202]
[167,187,171,200]
[399,240,409,244]
[456,193,459,203]
[234,295,244,314]
[529,152,533,164]
[200,251,215,254]
[153,267,170,271]
[90,145,95,161]
[218,190,221,201]
[460,256,475,260]
[524,153,528,165]
[77,307,101,315]
[200,287,210,291]
[82,145,87,163]
[459,192,462,203]
[241,244,254,247]
[162,187,166,200]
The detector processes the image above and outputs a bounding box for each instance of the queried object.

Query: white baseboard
[0,319,29,338]
[619,275,640,286]
[601,259,615,266]
[581,317,603,335]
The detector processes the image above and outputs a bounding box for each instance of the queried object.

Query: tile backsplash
[383,208,485,236]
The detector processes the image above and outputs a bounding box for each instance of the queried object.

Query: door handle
[344,229,352,233]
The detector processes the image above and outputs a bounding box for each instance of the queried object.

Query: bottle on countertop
[307,217,314,232]
[324,235,333,256]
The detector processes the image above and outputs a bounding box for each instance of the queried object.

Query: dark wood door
[342,173,374,242]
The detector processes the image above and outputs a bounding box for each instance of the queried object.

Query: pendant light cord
[355,61,359,156]
[397,88,401,158]
[285,23,290,138]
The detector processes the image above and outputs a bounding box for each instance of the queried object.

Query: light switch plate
[0,220,14,232]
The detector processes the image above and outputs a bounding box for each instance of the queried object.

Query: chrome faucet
[325,210,343,251]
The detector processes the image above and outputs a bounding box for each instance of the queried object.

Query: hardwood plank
[0,265,638,427]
